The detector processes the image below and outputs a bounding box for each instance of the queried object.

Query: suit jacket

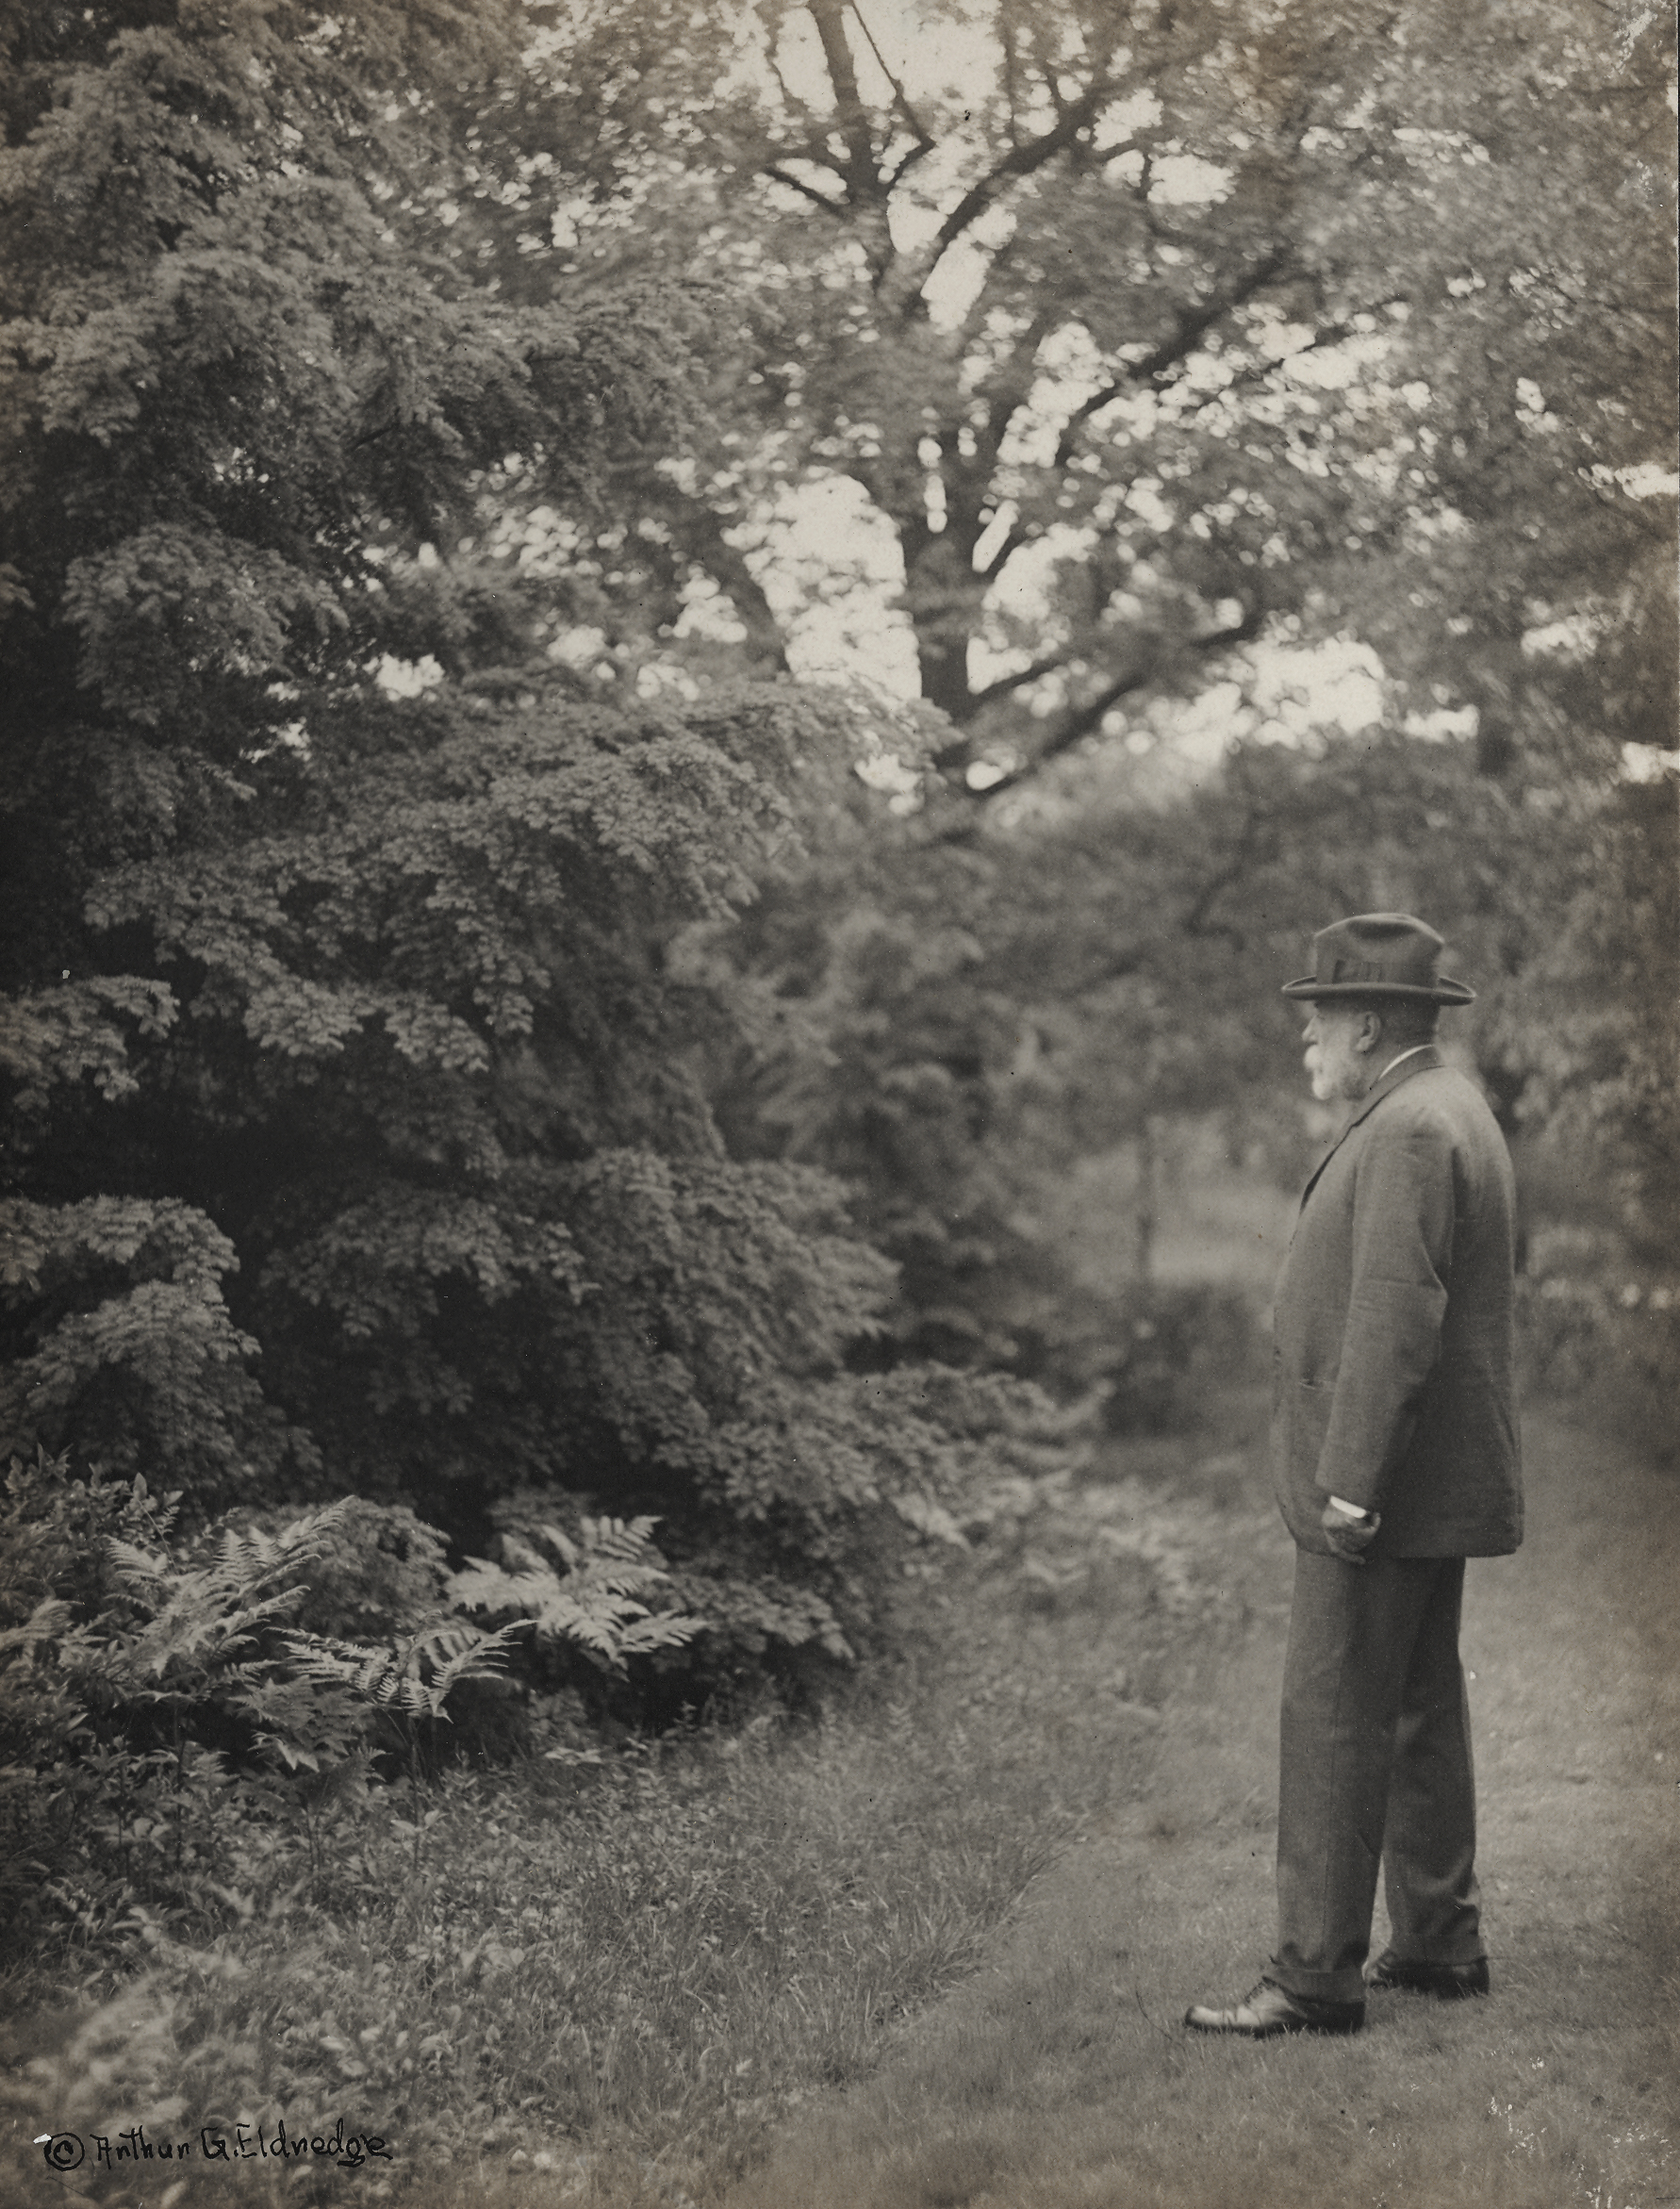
[1271,1047,1523,1558]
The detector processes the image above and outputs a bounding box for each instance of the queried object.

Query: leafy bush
[1098,1285,1262,1436]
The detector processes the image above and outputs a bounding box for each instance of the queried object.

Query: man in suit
[1185,912,1523,2037]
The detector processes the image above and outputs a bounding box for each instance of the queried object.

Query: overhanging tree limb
[960,596,1268,799]
[1051,245,1294,469]
[765,163,848,216]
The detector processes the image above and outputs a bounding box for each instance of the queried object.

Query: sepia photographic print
[2,4,1675,2205]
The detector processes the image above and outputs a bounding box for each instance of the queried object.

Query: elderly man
[1186,912,1523,2037]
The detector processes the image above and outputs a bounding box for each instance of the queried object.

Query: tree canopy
[446,0,1675,791]
[460,0,1671,1360]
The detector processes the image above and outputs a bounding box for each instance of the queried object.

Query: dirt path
[726,1397,1679,2209]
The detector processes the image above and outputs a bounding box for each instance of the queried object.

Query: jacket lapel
[1296,1046,1444,1211]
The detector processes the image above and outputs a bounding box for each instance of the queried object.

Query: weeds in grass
[3,1731,1060,2201]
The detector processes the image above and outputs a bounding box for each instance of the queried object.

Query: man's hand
[1321,1496,1380,1564]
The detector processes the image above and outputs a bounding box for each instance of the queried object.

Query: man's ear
[1355,1010,1384,1057]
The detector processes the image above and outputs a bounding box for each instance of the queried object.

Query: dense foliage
[0,0,1070,1749]
[402,0,1676,1361]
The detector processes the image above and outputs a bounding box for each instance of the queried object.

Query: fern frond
[125,1581,309,1677]
[420,1621,523,1706]
[579,1514,665,1564]
[279,1620,521,1722]
[105,1537,178,1591]
[614,1613,704,1656]
[0,1595,75,1663]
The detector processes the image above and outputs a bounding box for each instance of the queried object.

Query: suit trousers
[1270,1550,1485,2006]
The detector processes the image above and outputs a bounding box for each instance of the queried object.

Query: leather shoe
[1363,1951,1490,1998]
[1184,1980,1364,2036]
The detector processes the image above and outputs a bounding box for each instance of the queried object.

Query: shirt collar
[1376,1043,1433,1083]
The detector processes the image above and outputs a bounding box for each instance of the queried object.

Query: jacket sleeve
[1314,1113,1454,1513]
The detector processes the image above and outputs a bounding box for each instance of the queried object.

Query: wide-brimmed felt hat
[1281,912,1475,1005]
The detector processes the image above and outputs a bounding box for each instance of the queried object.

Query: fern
[276,1620,527,1876]
[88,1501,360,1700]
[1,1466,460,1934]
[279,1620,526,1724]
[447,1507,703,1675]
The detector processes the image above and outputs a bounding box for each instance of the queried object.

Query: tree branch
[965,647,1068,710]
[978,311,1056,457]
[847,1,934,157]
[879,71,1142,319]
[965,663,1155,798]
[929,79,1112,265]
[642,485,791,673]
[766,44,819,134]
[975,516,1031,583]
[1189,600,1268,657]
[1052,245,1293,469]
[964,598,1267,800]
[883,134,937,190]
[764,163,848,217]
[807,0,881,205]
[1168,295,1409,422]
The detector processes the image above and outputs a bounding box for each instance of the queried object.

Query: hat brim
[1280,975,1476,1005]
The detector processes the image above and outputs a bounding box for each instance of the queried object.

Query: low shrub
[1097,1284,1262,1435]
[0,1455,706,1956]
[2,1360,1089,1953]
[1518,1274,1679,1458]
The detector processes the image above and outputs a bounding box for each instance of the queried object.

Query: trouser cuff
[1267,1959,1368,2007]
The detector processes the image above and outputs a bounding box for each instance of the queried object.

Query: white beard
[1306,1043,1366,1102]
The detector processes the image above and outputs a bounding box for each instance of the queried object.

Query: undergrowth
[0,1422,1244,2208]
